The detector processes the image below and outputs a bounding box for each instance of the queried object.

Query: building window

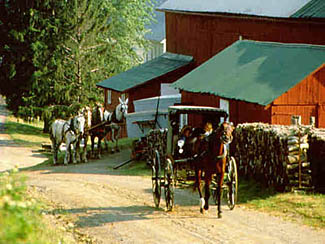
[106,90,112,105]
[220,99,229,122]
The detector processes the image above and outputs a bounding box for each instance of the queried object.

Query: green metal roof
[291,0,325,18]
[172,40,325,106]
[97,52,193,92]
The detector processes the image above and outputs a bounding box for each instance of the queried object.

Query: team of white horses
[50,97,128,165]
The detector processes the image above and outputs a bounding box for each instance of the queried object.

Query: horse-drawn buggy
[147,105,238,218]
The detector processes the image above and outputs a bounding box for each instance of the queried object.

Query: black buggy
[146,105,238,211]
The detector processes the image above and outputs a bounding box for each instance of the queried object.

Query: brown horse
[189,122,234,218]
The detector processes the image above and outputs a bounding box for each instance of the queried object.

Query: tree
[1,0,154,131]
[0,0,37,113]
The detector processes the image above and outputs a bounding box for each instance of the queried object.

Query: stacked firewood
[233,123,312,191]
[307,129,325,192]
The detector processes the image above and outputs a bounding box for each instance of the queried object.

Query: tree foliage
[0,0,154,131]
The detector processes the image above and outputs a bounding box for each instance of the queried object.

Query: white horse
[104,97,128,153]
[50,115,85,165]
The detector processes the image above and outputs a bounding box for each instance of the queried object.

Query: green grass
[0,169,73,244]
[5,116,50,148]
[238,179,325,229]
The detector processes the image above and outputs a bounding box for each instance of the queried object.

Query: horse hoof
[200,208,205,214]
[218,212,222,218]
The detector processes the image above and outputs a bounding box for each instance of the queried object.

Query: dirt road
[24,154,325,244]
[1,98,325,243]
[0,97,46,172]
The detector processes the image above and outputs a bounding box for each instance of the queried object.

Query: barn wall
[233,100,271,125]
[166,12,325,66]
[272,65,325,127]
[104,89,126,111]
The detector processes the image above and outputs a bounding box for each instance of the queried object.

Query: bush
[0,167,66,244]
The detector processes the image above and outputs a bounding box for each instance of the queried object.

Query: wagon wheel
[227,156,238,210]
[211,175,225,205]
[151,150,161,208]
[164,156,175,211]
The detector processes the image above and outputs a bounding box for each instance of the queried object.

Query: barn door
[220,99,229,122]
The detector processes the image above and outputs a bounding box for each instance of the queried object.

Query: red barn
[158,0,325,66]
[172,40,325,127]
[156,0,325,127]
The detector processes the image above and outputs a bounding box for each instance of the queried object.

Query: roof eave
[157,8,324,23]
[177,88,271,106]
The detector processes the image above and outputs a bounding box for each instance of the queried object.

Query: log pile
[233,123,312,191]
[307,129,325,192]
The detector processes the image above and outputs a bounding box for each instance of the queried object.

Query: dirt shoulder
[0,98,46,172]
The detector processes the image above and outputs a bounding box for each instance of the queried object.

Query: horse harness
[190,131,228,163]
[61,118,79,143]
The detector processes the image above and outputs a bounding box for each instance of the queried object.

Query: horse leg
[64,141,70,165]
[72,140,78,164]
[111,128,116,153]
[103,126,110,152]
[216,172,225,218]
[90,135,95,159]
[51,139,58,165]
[75,138,81,163]
[82,135,88,163]
[204,172,212,212]
[195,168,205,214]
[97,137,102,159]
[115,126,121,152]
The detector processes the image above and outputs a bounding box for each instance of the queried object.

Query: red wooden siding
[231,100,270,125]
[319,105,325,128]
[271,65,325,127]
[166,13,325,66]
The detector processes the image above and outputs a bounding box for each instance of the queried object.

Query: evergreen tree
[1,0,154,131]
[0,0,36,113]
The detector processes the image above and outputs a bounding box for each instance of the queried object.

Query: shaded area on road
[55,205,158,227]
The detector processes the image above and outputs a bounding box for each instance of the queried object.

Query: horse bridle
[62,116,82,140]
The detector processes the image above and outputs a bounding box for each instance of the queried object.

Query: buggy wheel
[211,176,225,205]
[151,150,161,208]
[164,156,175,211]
[227,157,238,210]
[211,178,218,204]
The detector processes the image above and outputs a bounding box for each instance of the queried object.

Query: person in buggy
[177,121,214,156]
